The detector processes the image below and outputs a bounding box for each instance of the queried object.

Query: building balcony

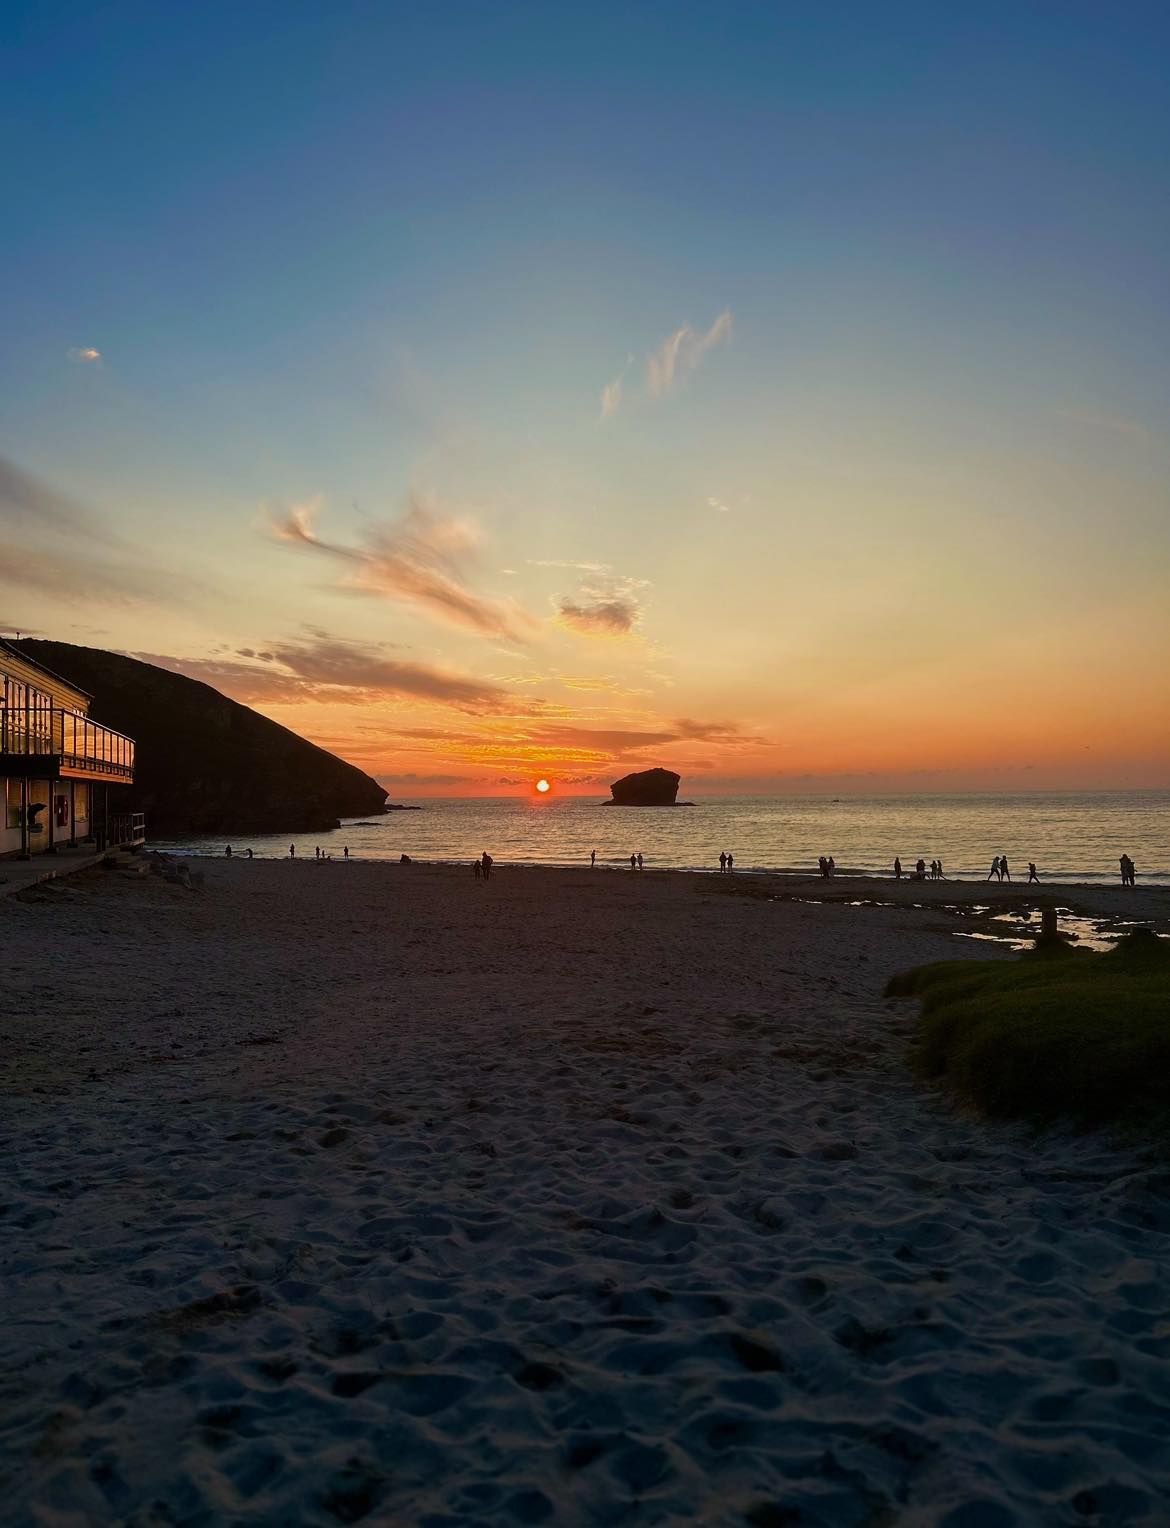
[0,705,135,783]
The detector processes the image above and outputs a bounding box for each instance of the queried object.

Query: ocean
[167,790,1169,885]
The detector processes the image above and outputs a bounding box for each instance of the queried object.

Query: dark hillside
[15,641,387,836]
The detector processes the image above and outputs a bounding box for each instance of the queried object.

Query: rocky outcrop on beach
[13,640,387,836]
[607,767,681,805]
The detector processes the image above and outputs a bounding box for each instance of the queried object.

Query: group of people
[1119,853,1137,885]
[893,857,944,881]
[817,855,836,878]
[223,845,254,860]
[717,852,735,873]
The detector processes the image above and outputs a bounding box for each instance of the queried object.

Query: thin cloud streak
[600,376,622,419]
[647,310,732,397]
[132,634,527,714]
[270,497,539,642]
[0,456,120,546]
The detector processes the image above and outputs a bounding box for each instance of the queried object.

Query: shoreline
[141,852,1170,930]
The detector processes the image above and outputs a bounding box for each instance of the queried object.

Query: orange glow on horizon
[535,778,551,794]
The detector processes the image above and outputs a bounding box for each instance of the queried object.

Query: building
[1,640,138,858]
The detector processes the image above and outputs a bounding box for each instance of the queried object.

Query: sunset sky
[3,3,1168,794]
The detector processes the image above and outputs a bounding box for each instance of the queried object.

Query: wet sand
[3,860,1169,1525]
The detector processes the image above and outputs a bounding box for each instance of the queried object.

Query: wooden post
[68,779,77,847]
[1040,907,1058,942]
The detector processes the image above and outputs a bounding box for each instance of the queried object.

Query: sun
[535,778,551,794]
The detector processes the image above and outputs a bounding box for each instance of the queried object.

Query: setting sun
[535,778,550,793]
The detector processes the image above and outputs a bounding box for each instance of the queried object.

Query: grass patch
[886,931,1170,1126]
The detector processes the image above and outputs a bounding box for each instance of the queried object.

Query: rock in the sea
[607,768,681,806]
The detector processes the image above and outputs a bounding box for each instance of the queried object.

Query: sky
[2,1,1168,796]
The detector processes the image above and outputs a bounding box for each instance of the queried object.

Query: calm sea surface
[168,791,1169,885]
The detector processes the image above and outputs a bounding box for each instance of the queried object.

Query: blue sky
[3,2,1168,790]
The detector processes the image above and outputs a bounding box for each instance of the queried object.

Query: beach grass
[887,931,1170,1126]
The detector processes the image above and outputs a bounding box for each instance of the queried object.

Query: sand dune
[2,862,1169,1524]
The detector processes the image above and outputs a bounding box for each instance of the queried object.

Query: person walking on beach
[473,857,482,880]
[826,855,834,877]
[343,845,349,860]
[1027,862,1039,883]
[481,851,493,882]
[719,852,727,873]
[289,844,296,859]
[629,853,637,870]
[726,852,734,873]
[1000,854,1011,882]
[1120,853,1135,886]
[590,849,596,868]
[225,845,232,858]
[986,856,1000,881]
[894,857,902,880]
[936,859,944,880]
[915,858,926,881]
[637,853,644,870]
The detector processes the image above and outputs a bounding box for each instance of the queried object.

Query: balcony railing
[0,703,135,780]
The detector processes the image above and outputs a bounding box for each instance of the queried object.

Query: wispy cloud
[269,497,539,642]
[672,717,772,746]
[1055,407,1150,442]
[379,772,479,786]
[707,496,731,514]
[0,456,192,607]
[600,376,623,420]
[132,633,525,714]
[0,456,119,545]
[66,346,102,364]
[549,567,650,640]
[528,558,612,573]
[647,310,732,398]
[556,595,640,636]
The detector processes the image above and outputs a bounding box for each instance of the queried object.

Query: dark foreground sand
[2,862,1169,1525]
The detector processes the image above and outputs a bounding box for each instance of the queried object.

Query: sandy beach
[4,860,1170,1525]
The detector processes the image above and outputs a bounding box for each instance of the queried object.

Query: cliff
[13,641,387,836]
[606,767,681,806]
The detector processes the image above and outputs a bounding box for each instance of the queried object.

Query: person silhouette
[225,845,232,858]
[481,851,493,882]
[826,855,834,877]
[936,859,944,880]
[999,854,1011,882]
[726,852,734,873]
[636,853,644,870]
[1027,862,1039,883]
[915,858,926,880]
[719,852,727,873]
[986,856,1000,881]
[473,858,482,880]
[894,857,902,880]
[590,849,596,868]
[629,853,637,870]
[343,846,349,860]
[1120,853,1135,885]
[246,848,253,860]
[289,844,296,859]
